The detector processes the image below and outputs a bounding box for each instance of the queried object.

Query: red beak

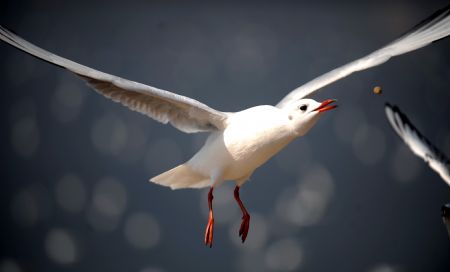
[313,99,337,113]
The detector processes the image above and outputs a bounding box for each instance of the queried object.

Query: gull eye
[299,104,308,112]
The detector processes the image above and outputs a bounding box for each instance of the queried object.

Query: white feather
[385,104,450,186]
[277,6,450,108]
[0,26,229,134]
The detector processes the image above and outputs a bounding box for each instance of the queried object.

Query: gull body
[153,101,325,189]
[1,5,449,247]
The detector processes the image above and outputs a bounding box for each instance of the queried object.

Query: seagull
[385,104,450,236]
[1,6,449,247]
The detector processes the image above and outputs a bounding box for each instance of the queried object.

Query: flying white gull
[384,104,450,236]
[1,6,449,247]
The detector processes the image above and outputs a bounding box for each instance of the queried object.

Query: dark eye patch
[299,105,308,111]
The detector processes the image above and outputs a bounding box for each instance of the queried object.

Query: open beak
[313,99,337,113]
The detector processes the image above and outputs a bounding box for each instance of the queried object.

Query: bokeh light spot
[124,212,161,249]
[352,124,386,165]
[368,264,399,272]
[87,177,127,232]
[93,177,127,217]
[390,144,422,183]
[55,174,87,213]
[10,189,39,227]
[91,113,128,156]
[139,267,165,272]
[265,238,303,271]
[51,75,85,123]
[333,104,367,144]
[229,213,268,250]
[276,164,334,227]
[10,116,39,159]
[45,228,78,265]
[0,259,22,272]
[11,184,51,227]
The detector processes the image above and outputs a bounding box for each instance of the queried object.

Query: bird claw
[238,214,250,243]
[204,213,214,248]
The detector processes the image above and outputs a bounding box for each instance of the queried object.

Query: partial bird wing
[277,5,450,108]
[385,103,450,186]
[0,26,229,133]
[442,204,450,237]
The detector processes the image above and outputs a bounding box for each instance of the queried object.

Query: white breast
[188,105,294,182]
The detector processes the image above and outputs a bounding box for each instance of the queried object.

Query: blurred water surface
[1,1,450,271]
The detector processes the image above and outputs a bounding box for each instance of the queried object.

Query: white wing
[277,5,450,108]
[0,26,229,133]
[385,104,450,186]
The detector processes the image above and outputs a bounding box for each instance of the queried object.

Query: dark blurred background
[1,1,450,271]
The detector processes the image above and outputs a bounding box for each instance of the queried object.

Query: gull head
[286,98,337,136]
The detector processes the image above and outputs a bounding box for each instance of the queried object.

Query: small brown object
[373,86,382,95]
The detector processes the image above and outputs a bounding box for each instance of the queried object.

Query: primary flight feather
[1,5,449,247]
[385,104,450,237]
[385,104,450,186]
[277,5,450,108]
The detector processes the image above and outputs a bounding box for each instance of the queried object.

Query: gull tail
[150,164,210,190]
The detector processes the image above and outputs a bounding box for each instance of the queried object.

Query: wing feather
[277,5,450,108]
[0,26,228,133]
[385,104,450,186]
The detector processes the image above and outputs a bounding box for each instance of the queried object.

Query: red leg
[204,187,214,247]
[234,186,250,243]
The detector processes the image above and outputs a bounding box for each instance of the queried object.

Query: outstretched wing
[277,5,450,108]
[385,103,450,186]
[0,26,229,133]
